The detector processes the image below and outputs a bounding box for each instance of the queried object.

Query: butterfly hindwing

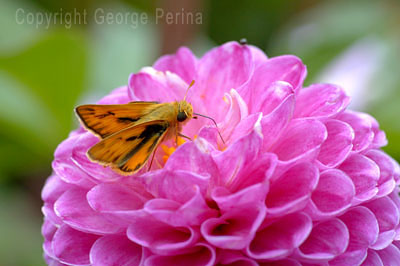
[87,120,169,174]
[75,102,160,138]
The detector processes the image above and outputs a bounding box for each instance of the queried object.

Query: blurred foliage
[0,0,399,265]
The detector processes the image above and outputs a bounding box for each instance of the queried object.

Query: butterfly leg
[178,133,193,141]
[148,145,159,172]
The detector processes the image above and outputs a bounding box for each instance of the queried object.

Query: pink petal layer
[308,169,355,218]
[153,47,198,84]
[246,213,312,260]
[361,250,383,266]
[339,153,380,202]
[54,188,123,234]
[144,243,216,266]
[52,225,99,265]
[338,111,375,152]
[271,118,327,163]
[294,84,349,119]
[266,163,319,216]
[317,119,354,168]
[297,218,349,262]
[127,211,199,254]
[376,244,400,265]
[129,67,187,102]
[90,235,142,265]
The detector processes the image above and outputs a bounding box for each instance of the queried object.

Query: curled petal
[317,119,354,168]
[376,244,400,265]
[129,67,187,102]
[90,235,142,266]
[238,55,306,108]
[339,153,380,202]
[144,186,218,227]
[248,45,268,66]
[153,47,198,84]
[87,182,151,213]
[52,225,99,266]
[246,213,312,260]
[366,149,398,197]
[364,196,400,250]
[201,202,266,250]
[296,218,349,262]
[54,188,124,234]
[307,169,355,219]
[261,94,295,151]
[213,130,263,188]
[338,111,375,152]
[127,211,200,254]
[144,243,216,266]
[294,84,350,119]
[266,163,319,216]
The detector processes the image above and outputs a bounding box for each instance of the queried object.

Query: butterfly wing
[88,120,169,174]
[75,102,161,138]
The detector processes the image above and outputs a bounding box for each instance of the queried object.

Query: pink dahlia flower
[42,41,400,266]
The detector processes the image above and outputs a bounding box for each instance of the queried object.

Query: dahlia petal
[213,130,263,188]
[339,153,380,202]
[366,149,398,197]
[143,168,209,204]
[238,55,306,108]
[376,244,400,265]
[369,116,388,149]
[144,243,216,266]
[271,118,327,163]
[361,250,383,266]
[42,219,58,258]
[317,119,354,168]
[340,206,379,248]
[248,45,268,66]
[219,89,249,142]
[54,134,80,159]
[246,213,312,260]
[54,188,124,234]
[42,203,63,225]
[331,207,379,265]
[52,225,99,266]
[266,163,319,216]
[193,41,252,119]
[127,211,200,254]
[364,196,400,250]
[71,132,122,182]
[129,67,188,102]
[217,250,258,266]
[228,112,262,146]
[294,84,350,119]
[201,201,266,249]
[42,175,73,204]
[307,169,355,218]
[153,47,198,84]
[164,141,219,184]
[338,111,375,152]
[96,86,132,104]
[243,80,294,115]
[144,186,218,227]
[296,218,349,262]
[261,94,295,151]
[259,259,302,266]
[87,182,151,213]
[90,235,142,266]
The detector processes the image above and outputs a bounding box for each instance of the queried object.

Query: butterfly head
[177,100,193,123]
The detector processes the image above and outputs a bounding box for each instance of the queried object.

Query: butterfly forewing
[76,102,160,138]
[88,120,169,174]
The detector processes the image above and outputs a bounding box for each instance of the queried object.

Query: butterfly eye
[177,111,187,122]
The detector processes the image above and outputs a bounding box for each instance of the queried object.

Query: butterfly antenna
[193,112,225,144]
[183,80,195,101]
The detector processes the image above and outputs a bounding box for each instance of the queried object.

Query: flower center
[161,136,186,163]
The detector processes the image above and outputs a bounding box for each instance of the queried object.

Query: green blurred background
[0,0,399,265]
